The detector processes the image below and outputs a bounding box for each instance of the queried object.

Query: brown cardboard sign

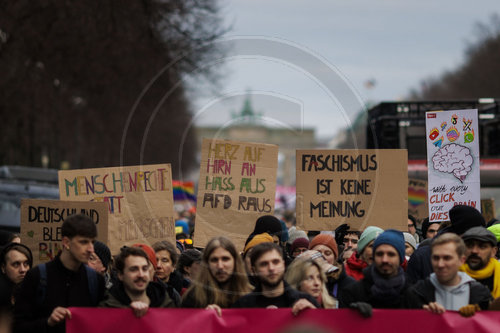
[20,199,108,265]
[481,199,496,223]
[408,178,428,225]
[296,149,408,231]
[58,164,175,254]
[194,138,279,251]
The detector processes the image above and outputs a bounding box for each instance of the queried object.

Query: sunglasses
[178,239,193,245]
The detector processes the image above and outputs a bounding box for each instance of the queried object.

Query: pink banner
[67,308,500,333]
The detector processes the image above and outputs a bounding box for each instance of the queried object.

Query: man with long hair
[181,237,252,315]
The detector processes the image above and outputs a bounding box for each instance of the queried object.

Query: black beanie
[421,218,441,239]
[245,215,282,245]
[93,241,111,269]
[448,205,485,235]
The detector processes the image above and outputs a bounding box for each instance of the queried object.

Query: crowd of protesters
[1,204,500,333]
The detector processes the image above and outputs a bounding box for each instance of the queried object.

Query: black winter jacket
[13,256,105,333]
[339,267,413,309]
[406,243,432,284]
[232,281,319,308]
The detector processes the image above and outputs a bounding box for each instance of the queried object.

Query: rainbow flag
[173,181,196,202]
[408,187,426,208]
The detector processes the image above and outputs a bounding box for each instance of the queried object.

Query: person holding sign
[14,214,105,333]
[100,247,174,317]
[181,237,252,315]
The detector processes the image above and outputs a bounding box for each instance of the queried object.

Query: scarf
[460,258,500,298]
[345,252,367,281]
[369,265,406,301]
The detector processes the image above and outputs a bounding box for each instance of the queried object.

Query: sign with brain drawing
[425,109,480,222]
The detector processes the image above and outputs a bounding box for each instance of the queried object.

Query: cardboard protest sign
[296,149,408,231]
[58,164,175,254]
[194,138,278,251]
[20,199,108,265]
[426,110,481,221]
[408,178,428,225]
[481,199,496,223]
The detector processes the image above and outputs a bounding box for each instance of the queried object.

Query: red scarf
[345,252,367,280]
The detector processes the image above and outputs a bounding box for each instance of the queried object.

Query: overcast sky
[191,0,499,140]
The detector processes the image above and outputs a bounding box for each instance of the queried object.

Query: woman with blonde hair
[181,236,252,313]
[285,257,337,309]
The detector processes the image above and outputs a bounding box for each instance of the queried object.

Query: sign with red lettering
[194,138,278,251]
[58,164,175,253]
[67,308,500,333]
[20,199,108,265]
[425,110,480,222]
[296,149,408,231]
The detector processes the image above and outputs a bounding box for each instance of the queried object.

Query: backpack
[37,263,99,305]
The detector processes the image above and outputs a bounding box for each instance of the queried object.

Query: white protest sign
[425,109,480,221]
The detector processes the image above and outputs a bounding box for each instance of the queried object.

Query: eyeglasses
[178,239,193,245]
[408,224,415,228]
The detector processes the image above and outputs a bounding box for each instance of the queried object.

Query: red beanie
[309,234,338,258]
[291,237,310,253]
[132,243,158,268]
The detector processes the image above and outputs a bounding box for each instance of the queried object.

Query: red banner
[67,308,500,333]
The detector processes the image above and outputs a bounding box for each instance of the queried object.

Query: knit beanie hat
[132,243,158,268]
[403,232,417,250]
[254,215,282,238]
[245,215,283,245]
[357,226,383,255]
[373,229,405,264]
[93,241,111,269]
[309,234,338,258]
[447,205,485,235]
[291,237,310,253]
[244,233,274,254]
[288,227,308,245]
[175,219,190,235]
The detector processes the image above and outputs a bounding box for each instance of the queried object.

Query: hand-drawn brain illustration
[432,143,473,182]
